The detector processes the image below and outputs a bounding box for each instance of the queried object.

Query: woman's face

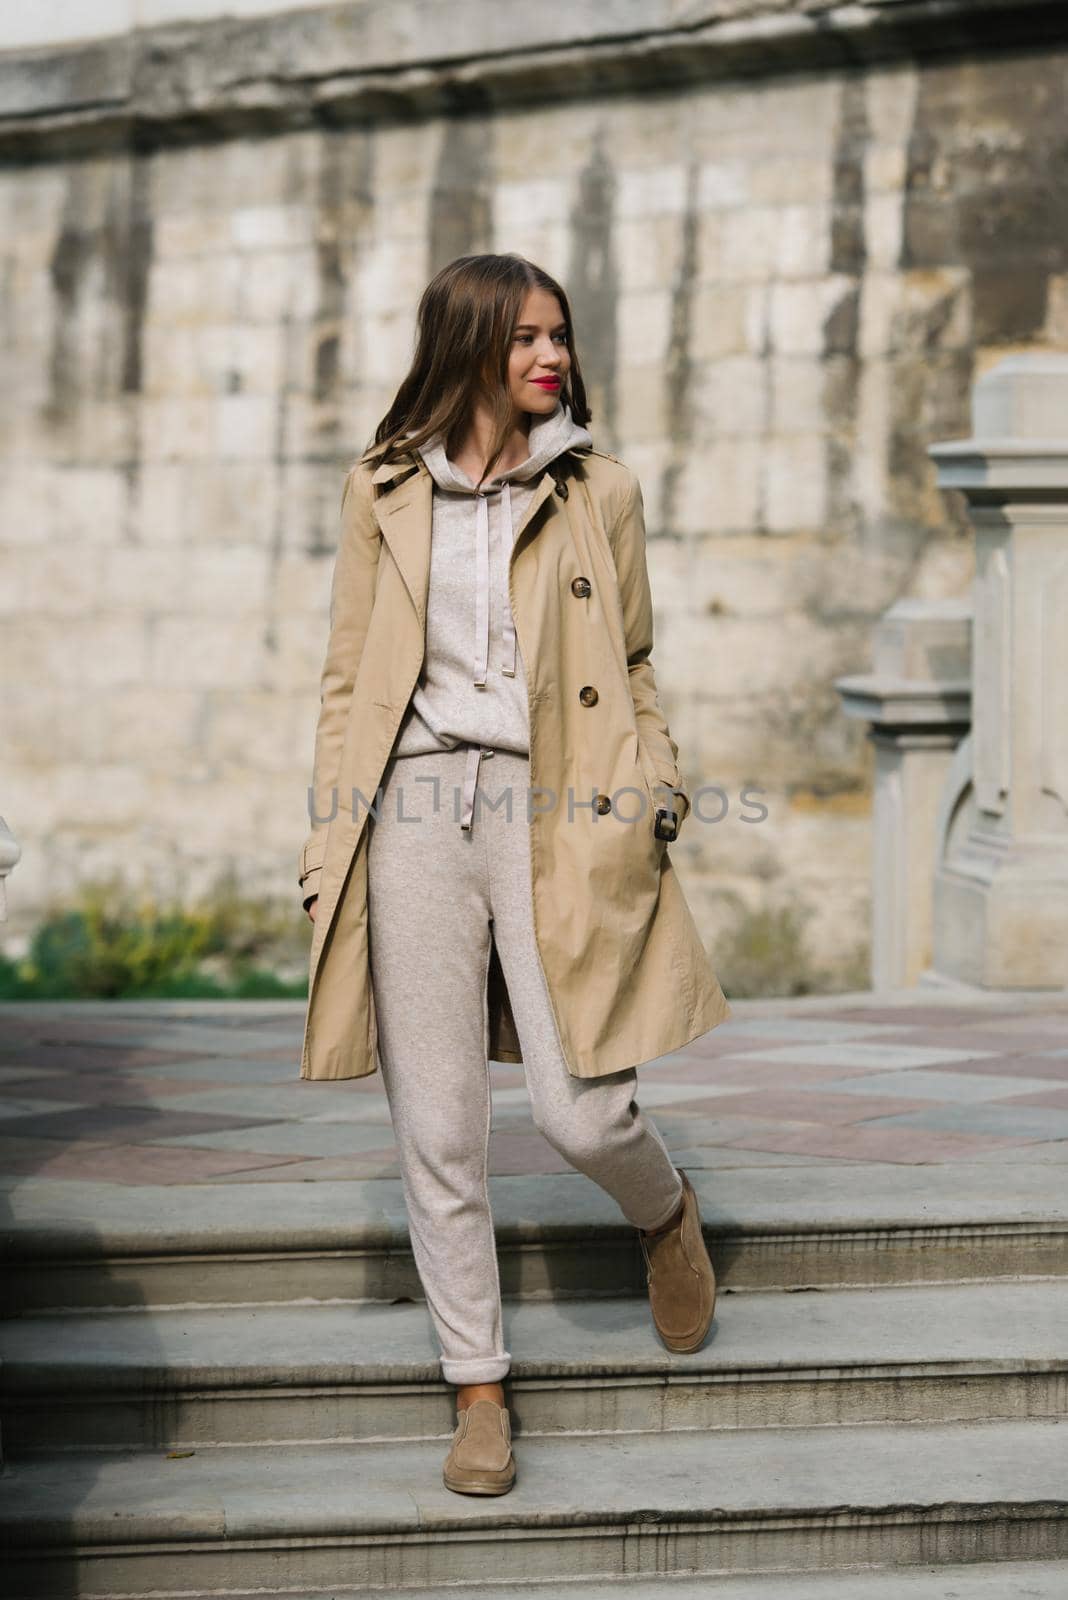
[507,287,571,418]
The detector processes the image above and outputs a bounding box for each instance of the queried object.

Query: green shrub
[0,873,309,1000]
[712,896,870,999]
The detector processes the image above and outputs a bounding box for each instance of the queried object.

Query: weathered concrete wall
[2,0,1067,990]
[4,0,330,54]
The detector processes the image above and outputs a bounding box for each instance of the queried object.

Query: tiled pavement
[0,987,1066,1189]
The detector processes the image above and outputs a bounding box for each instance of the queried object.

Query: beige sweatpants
[366,743,686,1385]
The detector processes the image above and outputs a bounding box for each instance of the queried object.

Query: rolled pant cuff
[441,1353,512,1385]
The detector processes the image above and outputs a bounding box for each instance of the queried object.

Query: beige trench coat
[297,444,731,1081]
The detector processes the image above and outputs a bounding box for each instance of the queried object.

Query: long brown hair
[366,254,591,489]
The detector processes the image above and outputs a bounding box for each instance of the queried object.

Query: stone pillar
[0,815,20,921]
[836,601,971,989]
[929,353,1068,989]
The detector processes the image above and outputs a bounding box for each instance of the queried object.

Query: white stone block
[692,357,767,438]
[865,192,906,272]
[377,121,450,192]
[616,165,689,218]
[614,216,684,294]
[183,545,271,612]
[10,543,102,614]
[148,256,243,324]
[851,360,893,522]
[494,225,570,279]
[216,394,277,460]
[95,689,205,762]
[615,365,669,444]
[154,211,234,259]
[202,691,303,775]
[356,236,426,320]
[750,156,832,207]
[696,162,749,211]
[68,762,156,828]
[865,63,920,149]
[858,273,901,359]
[493,178,567,233]
[616,289,673,367]
[0,165,67,238]
[864,144,909,194]
[236,248,319,323]
[148,616,265,688]
[232,204,314,252]
[379,189,430,239]
[272,552,336,615]
[0,466,126,547]
[769,356,826,434]
[763,433,828,534]
[4,617,146,688]
[675,438,762,536]
[142,323,201,396]
[139,397,218,461]
[68,399,139,467]
[777,204,832,279]
[689,283,751,361]
[720,206,781,281]
[180,462,280,543]
[360,312,418,384]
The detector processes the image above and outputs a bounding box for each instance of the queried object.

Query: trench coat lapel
[371,458,434,626]
[371,454,562,628]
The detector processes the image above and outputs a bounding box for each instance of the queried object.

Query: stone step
[5,1165,1067,1312]
[4,1280,1067,1451]
[3,1418,1066,1596]
[177,1568,1068,1600]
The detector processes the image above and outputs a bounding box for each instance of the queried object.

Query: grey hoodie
[391,401,593,761]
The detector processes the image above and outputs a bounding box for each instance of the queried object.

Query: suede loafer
[639,1168,716,1353]
[442,1398,517,1495]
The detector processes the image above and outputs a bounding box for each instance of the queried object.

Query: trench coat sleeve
[610,471,691,827]
[298,465,381,910]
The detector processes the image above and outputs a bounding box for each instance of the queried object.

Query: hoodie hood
[417,401,593,494]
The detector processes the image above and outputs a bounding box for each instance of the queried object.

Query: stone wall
[2,0,1067,990]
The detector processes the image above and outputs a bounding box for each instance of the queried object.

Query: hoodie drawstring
[460,745,493,832]
[462,483,516,833]
[473,482,517,686]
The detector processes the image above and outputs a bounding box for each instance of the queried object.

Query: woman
[298,253,731,1496]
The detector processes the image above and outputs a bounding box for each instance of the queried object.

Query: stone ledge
[1,0,1066,159]
[5,1162,1066,1251]
[3,1420,1066,1564]
[2,1282,1066,1447]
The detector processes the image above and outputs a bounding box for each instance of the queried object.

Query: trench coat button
[596,794,611,814]
[579,685,599,706]
[571,576,592,598]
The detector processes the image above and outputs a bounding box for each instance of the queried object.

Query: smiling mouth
[531,377,561,388]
